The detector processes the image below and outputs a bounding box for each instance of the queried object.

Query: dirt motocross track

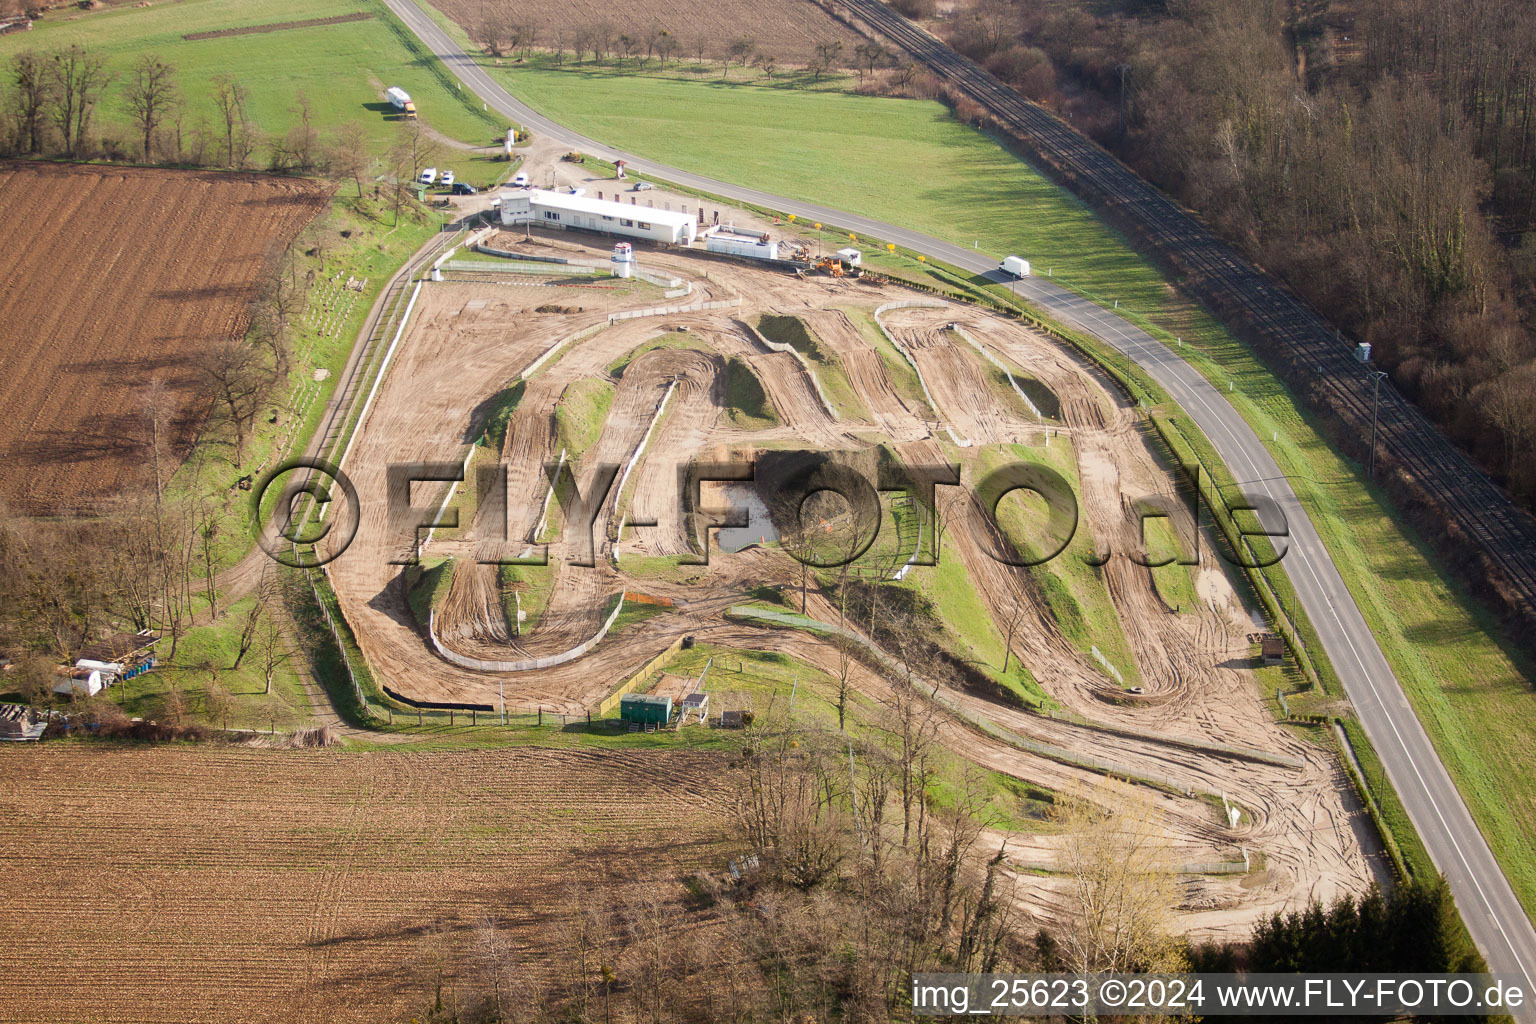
[0,162,329,515]
[325,229,1387,940]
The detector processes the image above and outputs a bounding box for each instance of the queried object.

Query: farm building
[499,189,697,245]
[54,663,114,698]
[52,630,161,697]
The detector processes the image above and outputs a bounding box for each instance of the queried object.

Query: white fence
[950,324,1043,420]
[518,322,607,381]
[871,301,967,445]
[608,297,742,323]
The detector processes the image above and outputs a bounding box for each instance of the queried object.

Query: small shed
[54,667,107,698]
[1261,635,1285,666]
[620,693,672,725]
[836,247,863,267]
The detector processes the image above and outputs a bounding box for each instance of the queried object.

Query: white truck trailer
[386,86,417,119]
[999,255,1030,278]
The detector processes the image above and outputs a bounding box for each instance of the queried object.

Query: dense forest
[924,0,1536,505]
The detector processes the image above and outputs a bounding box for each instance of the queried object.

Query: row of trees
[2,45,377,181]
[939,0,1536,504]
[5,46,457,237]
[463,17,914,88]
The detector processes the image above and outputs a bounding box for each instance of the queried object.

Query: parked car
[419,167,437,185]
[440,170,456,187]
[452,181,478,195]
[512,172,530,188]
[633,181,654,191]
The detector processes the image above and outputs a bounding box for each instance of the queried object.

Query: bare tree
[205,679,234,730]
[472,917,517,1020]
[811,40,844,82]
[327,120,370,197]
[194,496,225,619]
[249,240,306,371]
[591,21,615,62]
[10,51,52,155]
[281,90,319,173]
[1000,596,1028,675]
[48,44,111,158]
[137,376,176,504]
[655,29,678,67]
[211,73,248,167]
[195,341,269,465]
[1051,784,1186,974]
[727,36,756,78]
[472,14,505,56]
[853,41,886,83]
[884,673,940,847]
[255,599,292,695]
[395,118,442,185]
[124,54,176,162]
[234,566,278,671]
[15,654,56,710]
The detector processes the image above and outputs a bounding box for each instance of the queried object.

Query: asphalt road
[383,0,1536,998]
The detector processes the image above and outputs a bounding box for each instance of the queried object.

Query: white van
[999,255,1030,278]
[512,171,530,187]
[419,167,437,185]
[440,170,455,187]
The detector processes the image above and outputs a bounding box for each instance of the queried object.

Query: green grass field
[0,0,509,182]
[480,62,1177,310]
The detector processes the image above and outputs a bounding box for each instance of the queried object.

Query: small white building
[836,247,863,267]
[500,188,696,245]
[53,661,119,698]
[706,229,779,261]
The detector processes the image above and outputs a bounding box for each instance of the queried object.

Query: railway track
[830,0,1536,614]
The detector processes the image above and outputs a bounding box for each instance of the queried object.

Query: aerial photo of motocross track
[0,161,331,514]
[325,229,1388,942]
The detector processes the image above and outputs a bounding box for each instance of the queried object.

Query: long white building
[499,188,697,245]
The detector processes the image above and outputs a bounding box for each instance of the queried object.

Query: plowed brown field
[0,745,726,1023]
[430,0,859,64]
[0,162,330,515]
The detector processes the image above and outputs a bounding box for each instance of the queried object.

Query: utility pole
[1368,370,1388,476]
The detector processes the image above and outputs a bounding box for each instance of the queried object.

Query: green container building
[620,694,672,725]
